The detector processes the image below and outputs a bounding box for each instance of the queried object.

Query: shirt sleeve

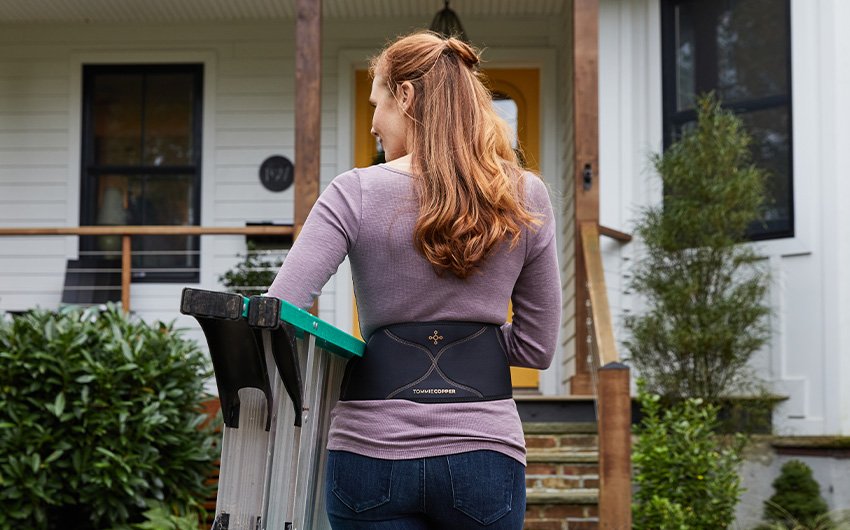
[501,176,562,369]
[266,170,362,309]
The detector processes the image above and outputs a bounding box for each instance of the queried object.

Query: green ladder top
[241,295,365,359]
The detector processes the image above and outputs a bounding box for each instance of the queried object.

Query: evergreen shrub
[625,94,771,402]
[0,305,218,529]
[761,460,832,530]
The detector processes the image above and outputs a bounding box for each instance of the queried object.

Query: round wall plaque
[259,155,294,192]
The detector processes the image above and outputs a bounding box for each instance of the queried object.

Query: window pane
[674,5,696,111]
[492,96,519,149]
[738,107,792,232]
[127,174,197,277]
[670,105,792,236]
[92,75,143,165]
[143,74,195,166]
[124,174,194,226]
[674,0,788,111]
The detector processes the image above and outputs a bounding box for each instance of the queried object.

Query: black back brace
[339,321,513,403]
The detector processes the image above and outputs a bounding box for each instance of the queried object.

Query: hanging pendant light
[429,1,469,43]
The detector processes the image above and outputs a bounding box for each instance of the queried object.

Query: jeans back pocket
[329,450,394,513]
[447,451,516,525]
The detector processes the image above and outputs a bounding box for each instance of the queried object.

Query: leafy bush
[624,93,771,402]
[636,495,688,530]
[0,305,218,529]
[110,500,202,530]
[218,242,284,297]
[632,383,744,529]
[761,460,831,529]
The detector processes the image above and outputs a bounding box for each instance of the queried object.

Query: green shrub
[624,93,771,402]
[218,242,284,297]
[636,495,688,530]
[110,500,202,530]
[761,460,831,529]
[0,305,218,529]
[632,383,744,529]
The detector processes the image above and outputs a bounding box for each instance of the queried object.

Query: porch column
[294,0,322,236]
[571,0,599,395]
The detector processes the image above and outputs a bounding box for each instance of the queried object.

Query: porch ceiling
[0,0,566,24]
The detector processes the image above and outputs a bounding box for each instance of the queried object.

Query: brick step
[525,489,599,530]
[523,423,600,530]
[526,450,599,491]
[527,487,598,505]
[523,422,599,453]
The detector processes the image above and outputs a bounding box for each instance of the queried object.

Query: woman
[268,31,560,530]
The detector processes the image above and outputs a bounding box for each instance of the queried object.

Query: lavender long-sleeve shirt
[268,164,561,464]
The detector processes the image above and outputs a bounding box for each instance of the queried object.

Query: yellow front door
[353,67,542,390]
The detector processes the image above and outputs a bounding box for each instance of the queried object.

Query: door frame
[336,48,562,395]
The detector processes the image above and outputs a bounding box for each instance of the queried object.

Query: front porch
[0,0,632,528]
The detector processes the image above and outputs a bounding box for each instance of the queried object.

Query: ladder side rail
[215,388,272,530]
[309,354,346,530]
[292,334,325,529]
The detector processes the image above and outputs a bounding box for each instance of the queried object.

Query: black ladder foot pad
[249,296,304,427]
[181,288,273,430]
[197,317,273,430]
[181,288,244,320]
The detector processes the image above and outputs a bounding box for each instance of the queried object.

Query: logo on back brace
[428,330,444,345]
[412,388,456,394]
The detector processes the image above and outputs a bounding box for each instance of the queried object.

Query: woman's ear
[398,81,415,112]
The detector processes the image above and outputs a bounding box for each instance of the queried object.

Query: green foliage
[218,242,284,297]
[756,512,850,530]
[636,495,688,530]
[761,460,831,529]
[0,305,218,529]
[632,382,744,530]
[625,93,771,402]
[110,500,201,530]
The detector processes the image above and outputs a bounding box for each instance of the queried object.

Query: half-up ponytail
[372,31,541,279]
[443,37,480,69]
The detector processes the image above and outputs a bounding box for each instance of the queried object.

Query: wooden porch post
[598,362,632,529]
[294,0,322,237]
[571,0,600,395]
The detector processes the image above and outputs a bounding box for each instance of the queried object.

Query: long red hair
[372,32,541,278]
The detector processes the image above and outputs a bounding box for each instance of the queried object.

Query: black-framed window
[661,0,793,240]
[81,64,203,282]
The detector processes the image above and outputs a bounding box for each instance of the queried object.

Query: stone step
[526,433,598,450]
[527,450,598,464]
[527,488,598,505]
[525,489,599,530]
[526,450,599,491]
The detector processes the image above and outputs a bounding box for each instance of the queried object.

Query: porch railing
[580,221,632,529]
[0,225,294,313]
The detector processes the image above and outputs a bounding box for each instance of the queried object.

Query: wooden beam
[571,0,600,394]
[599,224,632,243]
[294,0,322,237]
[121,235,131,313]
[598,362,632,529]
[581,222,619,366]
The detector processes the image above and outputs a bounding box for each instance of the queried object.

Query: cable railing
[0,225,293,313]
[580,221,632,530]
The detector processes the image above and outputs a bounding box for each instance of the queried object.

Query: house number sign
[259,155,294,192]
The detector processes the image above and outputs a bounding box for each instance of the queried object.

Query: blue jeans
[325,450,526,529]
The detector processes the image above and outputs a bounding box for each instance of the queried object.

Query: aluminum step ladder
[180,288,365,530]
